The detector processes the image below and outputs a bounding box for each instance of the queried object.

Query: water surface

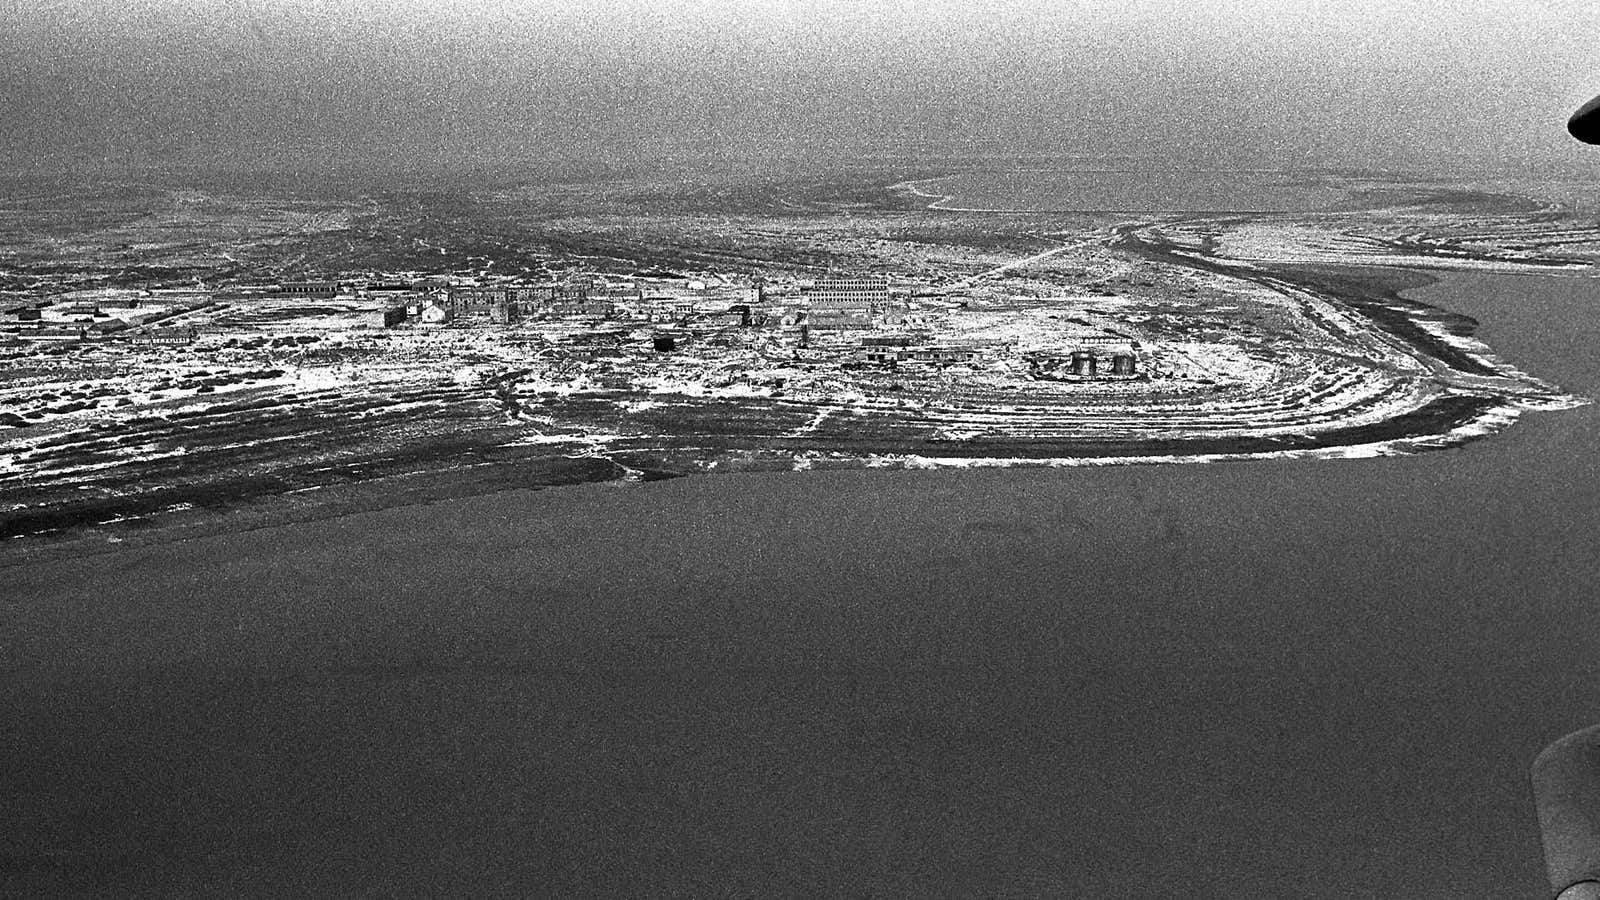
[3,271,1599,898]
[913,169,1348,212]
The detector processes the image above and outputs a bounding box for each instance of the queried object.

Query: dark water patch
[1401,272,1600,397]
[1261,264,1503,376]
[1114,227,1502,378]
[959,519,1038,539]
[7,411,1600,897]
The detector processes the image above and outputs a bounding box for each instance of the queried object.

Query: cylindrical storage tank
[1070,352,1095,376]
[1112,354,1136,376]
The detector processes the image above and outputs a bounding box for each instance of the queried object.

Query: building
[58,302,102,320]
[212,289,271,303]
[365,281,419,296]
[803,277,890,330]
[641,296,698,324]
[130,326,196,345]
[275,281,341,298]
[908,346,982,366]
[549,299,615,318]
[563,274,601,297]
[489,300,519,325]
[854,337,983,368]
[147,287,214,303]
[445,286,509,319]
[805,277,889,309]
[445,281,599,320]
[856,335,914,365]
[507,284,558,313]
[419,302,451,326]
[598,284,643,304]
[1028,343,1140,379]
[27,325,89,342]
[365,306,407,328]
[712,305,753,328]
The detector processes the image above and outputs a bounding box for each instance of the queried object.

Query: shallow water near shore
[4,270,1600,897]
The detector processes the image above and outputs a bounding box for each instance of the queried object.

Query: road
[953,236,1087,286]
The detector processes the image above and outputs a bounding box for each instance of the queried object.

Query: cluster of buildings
[0,271,1143,379]
[0,288,213,344]
[851,335,1139,377]
[322,274,917,338]
[802,277,913,330]
[804,279,1139,378]
[333,273,762,329]
[855,335,985,368]
[1026,336,1140,379]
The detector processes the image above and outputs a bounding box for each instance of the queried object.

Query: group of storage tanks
[1028,347,1139,379]
[1065,351,1138,377]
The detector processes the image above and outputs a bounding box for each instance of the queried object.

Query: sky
[2,0,1599,178]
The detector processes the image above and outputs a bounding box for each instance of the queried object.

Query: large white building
[803,277,892,329]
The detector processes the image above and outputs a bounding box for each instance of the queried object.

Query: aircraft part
[1534,725,1600,898]
[1568,96,1600,144]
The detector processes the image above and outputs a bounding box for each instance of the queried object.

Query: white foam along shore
[812,395,1571,471]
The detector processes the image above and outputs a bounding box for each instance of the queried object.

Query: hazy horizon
[3,0,1600,180]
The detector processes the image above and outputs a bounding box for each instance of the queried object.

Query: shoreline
[3,203,1587,556]
[3,278,1580,560]
[0,376,1561,566]
[8,272,1594,900]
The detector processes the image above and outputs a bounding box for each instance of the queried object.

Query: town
[0,268,1150,434]
[0,171,1586,546]
[0,272,1143,365]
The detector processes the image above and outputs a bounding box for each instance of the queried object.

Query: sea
[907,168,1351,212]
[3,267,1599,892]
